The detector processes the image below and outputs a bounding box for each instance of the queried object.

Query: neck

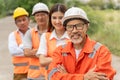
[38,24,48,32]
[55,29,65,38]
[19,29,28,35]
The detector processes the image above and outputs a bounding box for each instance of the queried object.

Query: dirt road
[0,16,119,80]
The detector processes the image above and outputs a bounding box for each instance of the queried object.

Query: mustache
[71,32,82,37]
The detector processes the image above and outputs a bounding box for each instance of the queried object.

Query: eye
[22,18,27,21]
[76,23,82,27]
[59,16,63,19]
[52,16,56,19]
[67,25,73,28]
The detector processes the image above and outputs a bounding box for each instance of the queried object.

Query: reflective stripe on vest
[48,68,58,80]
[29,65,39,70]
[14,62,28,66]
[88,42,102,58]
[28,75,45,80]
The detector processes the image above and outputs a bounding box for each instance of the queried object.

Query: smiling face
[34,12,49,27]
[15,15,29,33]
[51,11,64,31]
[66,19,88,45]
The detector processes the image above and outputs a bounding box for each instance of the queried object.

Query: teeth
[73,35,79,38]
[72,34,81,39]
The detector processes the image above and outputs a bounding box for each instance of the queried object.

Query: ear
[15,20,17,25]
[86,23,89,28]
[84,23,89,33]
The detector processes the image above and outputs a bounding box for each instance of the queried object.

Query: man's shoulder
[9,31,15,37]
[55,42,71,52]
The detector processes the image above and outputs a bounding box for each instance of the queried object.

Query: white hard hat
[62,7,89,26]
[32,2,49,15]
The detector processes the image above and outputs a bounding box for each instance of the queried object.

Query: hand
[84,68,109,80]
[24,48,37,57]
[57,64,68,74]
[33,49,37,54]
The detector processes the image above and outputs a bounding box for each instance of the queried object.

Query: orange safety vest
[13,31,29,74]
[28,28,46,79]
[46,32,70,57]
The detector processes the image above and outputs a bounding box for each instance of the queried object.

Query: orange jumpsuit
[48,36,116,80]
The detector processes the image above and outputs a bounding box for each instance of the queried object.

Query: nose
[39,16,42,19]
[56,19,61,23]
[72,26,77,32]
[20,20,25,24]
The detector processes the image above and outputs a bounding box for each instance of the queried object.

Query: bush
[89,10,120,56]
[79,6,105,35]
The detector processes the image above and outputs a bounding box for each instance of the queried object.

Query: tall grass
[91,10,120,56]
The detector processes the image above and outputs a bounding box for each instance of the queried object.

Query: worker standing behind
[48,7,116,80]
[36,3,70,68]
[23,2,49,80]
[8,7,30,80]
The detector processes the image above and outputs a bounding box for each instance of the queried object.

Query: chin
[71,40,82,44]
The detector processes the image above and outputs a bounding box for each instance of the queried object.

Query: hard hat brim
[32,10,49,15]
[62,15,89,26]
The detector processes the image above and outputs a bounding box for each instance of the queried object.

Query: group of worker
[8,2,116,80]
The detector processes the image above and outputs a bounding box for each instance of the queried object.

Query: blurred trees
[0,0,64,17]
[87,0,115,10]
[0,0,118,16]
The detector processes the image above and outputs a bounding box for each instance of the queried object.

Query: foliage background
[0,0,119,56]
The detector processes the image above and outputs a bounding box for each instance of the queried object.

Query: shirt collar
[34,25,39,32]
[16,29,24,36]
[49,30,69,40]
[81,35,95,54]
